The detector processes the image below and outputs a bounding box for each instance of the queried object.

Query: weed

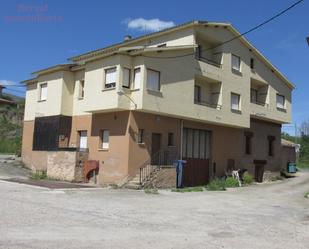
[144,188,159,194]
[225,177,240,188]
[172,186,204,193]
[30,170,47,180]
[243,172,254,185]
[207,178,226,191]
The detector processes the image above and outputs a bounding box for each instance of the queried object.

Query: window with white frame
[147,69,160,91]
[231,54,241,71]
[104,67,117,88]
[133,68,141,89]
[39,83,47,101]
[123,68,131,88]
[78,131,88,149]
[276,94,285,109]
[231,93,240,110]
[100,129,110,149]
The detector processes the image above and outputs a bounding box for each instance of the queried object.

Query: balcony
[194,76,222,110]
[250,78,269,107]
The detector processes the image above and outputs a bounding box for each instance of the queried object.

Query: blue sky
[0,0,308,133]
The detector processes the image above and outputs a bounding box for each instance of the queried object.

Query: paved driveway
[0,164,308,249]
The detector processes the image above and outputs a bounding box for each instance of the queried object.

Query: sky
[0,0,308,134]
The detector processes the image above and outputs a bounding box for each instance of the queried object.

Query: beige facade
[21,21,294,185]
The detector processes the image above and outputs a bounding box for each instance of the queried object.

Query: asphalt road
[0,160,308,249]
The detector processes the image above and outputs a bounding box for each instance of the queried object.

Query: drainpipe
[180,119,183,160]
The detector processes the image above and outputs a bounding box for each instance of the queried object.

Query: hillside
[0,99,24,154]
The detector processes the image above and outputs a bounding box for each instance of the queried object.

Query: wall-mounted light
[117,90,137,109]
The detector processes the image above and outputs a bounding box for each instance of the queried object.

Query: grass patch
[304,192,309,198]
[30,170,47,180]
[225,177,240,188]
[271,175,284,181]
[207,178,226,191]
[297,161,309,169]
[172,186,204,193]
[144,188,159,194]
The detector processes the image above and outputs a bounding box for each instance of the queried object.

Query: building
[21,21,294,187]
[0,85,14,105]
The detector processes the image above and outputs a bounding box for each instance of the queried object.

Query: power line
[0,84,26,87]
[141,0,304,59]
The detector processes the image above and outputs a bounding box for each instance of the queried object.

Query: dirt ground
[0,159,308,249]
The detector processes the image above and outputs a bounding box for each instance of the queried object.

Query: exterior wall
[47,151,76,181]
[281,146,296,169]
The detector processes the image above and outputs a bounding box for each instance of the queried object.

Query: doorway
[151,133,161,164]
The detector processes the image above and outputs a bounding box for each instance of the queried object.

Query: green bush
[207,178,226,191]
[243,172,254,185]
[172,186,204,193]
[225,177,240,188]
[30,170,47,180]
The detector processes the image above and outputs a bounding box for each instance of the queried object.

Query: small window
[231,93,240,110]
[168,133,174,146]
[100,130,109,149]
[250,58,255,69]
[105,67,117,89]
[39,83,47,101]
[231,54,241,71]
[194,85,201,103]
[133,68,141,89]
[276,94,285,109]
[78,80,85,99]
[244,132,253,155]
[268,136,275,156]
[250,88,258,103]
[137,129,144,143]
[123,68,131,88]
[147,69,160,91]
[78,131,88,149]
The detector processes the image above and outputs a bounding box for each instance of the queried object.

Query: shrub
[225,177,240,188]
[30,170,47,180]
[144,188,159,194]
[243,172,254,185]
[207,178,226,191]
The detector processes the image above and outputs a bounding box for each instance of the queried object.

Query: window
[123,68,130,88]
[276,94,285,109]
[157,43,167,48]
[137,129,144,143]
[100,130,109,149]
[231,93,240,110]
[168,133,174,146]
[78,80,85,99]
[194,85,201,103]
[39,83,47,101]
[244,132,253,155]
[268,136,275,156]
[231,54,241,71]
[250,58,255,69]
[250,88,258,103]
[147,69,160,91]
[78,131,88,149]
[133,68,141,89]
[104,67,117,88]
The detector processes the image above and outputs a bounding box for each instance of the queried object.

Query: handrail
[250,100,269,107]
[194,99,222,110]
[139,149,179,186]
[195,54,222,68]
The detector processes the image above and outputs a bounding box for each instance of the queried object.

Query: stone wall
[47,151,77,181]
[144,167,176,189]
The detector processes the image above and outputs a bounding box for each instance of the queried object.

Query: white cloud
[0,80,18,86]
[124,18,175,32]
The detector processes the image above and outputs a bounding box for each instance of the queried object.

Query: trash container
[287,162,297,173]
[175,160,186,188]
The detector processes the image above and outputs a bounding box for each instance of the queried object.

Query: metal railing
[195,53,222,68]
[139,149,179,186]
[250,99,269,107]
[194,99,222,110]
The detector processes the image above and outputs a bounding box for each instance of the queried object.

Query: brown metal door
[151,133,161,164]
[183,158,210,186]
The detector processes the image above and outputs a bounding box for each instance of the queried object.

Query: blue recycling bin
[175,160,186,188]
[287,162,297,173]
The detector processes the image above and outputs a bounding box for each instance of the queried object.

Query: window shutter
[231,93,240,110]
[40,83,47,101]
[123,68,130,88]
[134,68,141,89]
[105,68,117,85]
[147,70,160,91]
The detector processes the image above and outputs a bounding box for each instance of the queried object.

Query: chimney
[124,35,132,42]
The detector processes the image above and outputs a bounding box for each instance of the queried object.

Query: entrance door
[79,131,88,150]
[182,128,211,186]
[151,133,161,164]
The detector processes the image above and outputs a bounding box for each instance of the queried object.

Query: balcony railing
[195,51,222,68]
[250,99,269,107]
[194,99,222,110]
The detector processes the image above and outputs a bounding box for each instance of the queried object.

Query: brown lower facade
[22,111,282,185]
